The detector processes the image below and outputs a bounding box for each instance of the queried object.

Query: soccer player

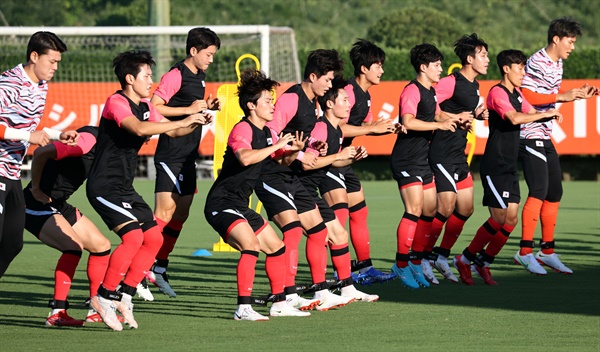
[87,50,205,331]
[148,27,221,297]
[453,49,562,286]
[0,31,77,279]
[205,69,310,321]
[422,34,490,284]
[390,43,458,289]
[319,39,398,284]
[255,49,357,311]
[24,126,111,326]
[514,17,598,275]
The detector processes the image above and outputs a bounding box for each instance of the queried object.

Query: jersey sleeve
[152,68,183,104]
[54,131,97,160]
[267,93,299,133]
[310,121,328,142]
[103,94,137,126]
[435,75,456,104]
[399,84,420,117]
[487,86,515,119]
[517,88,534,113]
[146,100,164,122]
[228,122,253,154]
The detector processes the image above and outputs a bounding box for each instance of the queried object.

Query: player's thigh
[321,188,348,207]
[72,215,111,253]
[256,224,285,254]
[436,191,457,217]
[455,186,474,217]
[38,214,84,252]
[347,189,366,208]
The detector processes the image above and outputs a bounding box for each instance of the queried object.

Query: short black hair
[237,69,279,117]
[186,27,221,56]
[349,39,386,77]
[496,49,528,76]
[547,17,582,44]
[112,50,155,89]
[26,31,67,63]
[303,49,344,80]
[454,33,488,65]
[410,43,444,73]
[317,75,347,113]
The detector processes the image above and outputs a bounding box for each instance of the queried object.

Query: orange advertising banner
[36,80,600,156]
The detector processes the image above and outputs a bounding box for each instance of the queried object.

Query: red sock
[87,250,110,298]
[440,212,469,252]
[123,225,164,288]
[156,219,183,261]
[520,197,543,255]
[484,224,514,257]
[329,243,351,280]
[103,229,144,291]
[332,203,349,229]
[305,223,328,284]
[396,213,418,268]
[237,250,258,297]
[424,213,446,252]
[266,246,286,295]
[411,216,434,264]
[282,222,303,288]
[349,202,371,261]
[54,251,82,301]
[467,218,501,256]
[540,201,559,254]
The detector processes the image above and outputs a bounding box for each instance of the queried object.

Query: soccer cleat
[313,290,354,311]
[390,264,420,289]
[340,285,379,302]
[85,308,124,323]
[355,267,396,284]
[453,255,474,286]
[136,278,155,301]
[115,299,138,329]
[270,302,311,317]
[471,265,498,286]
[234,305,269,321]
[146,270,177,298]
[536,252,573,274]
[285,293,319,311]
[420,260,439,285]
[408,262,430,288]
[513,252,547,275]
[90,295,123,331]
[45,310,85,327]
[431,257,459,283]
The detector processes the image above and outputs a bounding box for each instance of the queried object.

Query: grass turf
[0,180,598,351]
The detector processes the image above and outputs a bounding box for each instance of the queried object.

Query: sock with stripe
[54,251,82,301]
[87,249,110,298]
[439,211,469,252]
[156,219,184,261]
[348,201,371,262]
[329,243,351,280]
[396,213,418,268]
[124,225,164,288]
[410,215,434,264]
[305,223,328,284]
[103,228,144,291]
[484,224,514,258]
[467,218,501,256]
[424,212,447,253]
[331,202,349,229]
[540,201,560,254]
[281,222,303,288]
[520,197,543,255]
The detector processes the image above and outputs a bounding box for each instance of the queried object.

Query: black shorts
[255,175,317,219]
[302,182,336,223]
[392,167,435,190]
[430,162,473,193]
[87,191,154,230]
[319,165,362,194]
[24,188,79,237]
[154,161,197,195]
[481,173,520,209]
[519,139,562,202]
[204,206,267,241]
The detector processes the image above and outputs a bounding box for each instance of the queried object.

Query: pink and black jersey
[429,72,480,164]
[520,48,562,140]
[391,80,440,169]
[481,84,533,175]
[206,119,276,209]
[154,61,206,163]
[0,64,48,180]
[298,118,343,191]
[24,126,98,202]
[342,78,372,147]
[87,92,163,194]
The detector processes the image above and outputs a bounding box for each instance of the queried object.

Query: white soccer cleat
[340,285,379,302]
[285,293,320,311]
[234,305,269,321]
[270,302,311,317]
[514,252,548,275]
[146,270,177,298]
[114,296,138,329]
[90,295,123,331]
[536,252,573,274]
[421,260,440,285]
[313,290,354,311]
[136,279,155,301]
[432,256,459,283]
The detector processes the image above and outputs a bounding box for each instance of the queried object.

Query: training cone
[192,249,213,257]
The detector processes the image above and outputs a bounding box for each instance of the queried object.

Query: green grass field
[1,180,598,351]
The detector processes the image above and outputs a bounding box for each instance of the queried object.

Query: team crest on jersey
[367,99,371,107]
[179,174,184,181]
[434,96,438,102]
[143,111,150,121]
[340,174,345,180]
[202,81,206,87]
[288,192,294,200]
[517,96,522,103]
[0,182,5,191]
[122,202,132,209]
[267,137,273,145]
[454,173,459,180]
[477,89,480,96]
[502,191,509,198]
[339,137,343,144]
